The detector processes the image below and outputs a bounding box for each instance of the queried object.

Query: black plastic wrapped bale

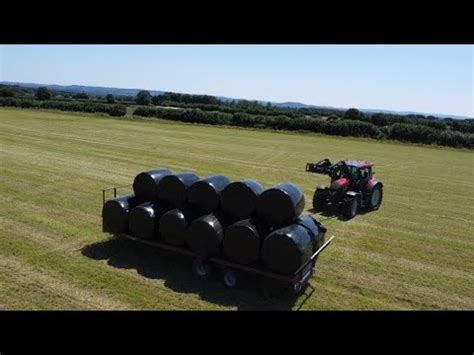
[220,179,265,221]
[133,169,172,201]
[156,173,200,208]
[159,208,199,246]
[185,213,229,258]
[187,175,231,214]
[223,218,271,265]
[262,215,327,275]
[256,183,305,228]
[102,195,140,234]
[128,202,169,240]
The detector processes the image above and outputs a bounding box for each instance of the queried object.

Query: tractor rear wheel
[343,198,359,219]
[368,184,383,210]
[312,188,328,211]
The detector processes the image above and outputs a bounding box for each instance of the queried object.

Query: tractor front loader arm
[305,158,334,176]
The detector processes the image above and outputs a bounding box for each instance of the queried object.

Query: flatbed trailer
[113,232,334,294]
[103,186,335,295]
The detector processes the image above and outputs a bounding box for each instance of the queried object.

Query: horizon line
[1,80,472,120]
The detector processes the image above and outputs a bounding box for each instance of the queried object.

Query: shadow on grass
[307,207,375,222]
[81,236,314,310]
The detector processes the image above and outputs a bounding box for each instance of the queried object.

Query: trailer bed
[113,232,335,294]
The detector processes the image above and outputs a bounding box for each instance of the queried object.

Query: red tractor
[305,159,383,219]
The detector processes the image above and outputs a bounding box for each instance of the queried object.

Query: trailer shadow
[82,236,311,310]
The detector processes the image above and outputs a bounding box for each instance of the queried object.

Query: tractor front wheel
[312,188,328,211]
[343,198,359,219]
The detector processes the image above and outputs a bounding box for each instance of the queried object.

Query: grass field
[0,107,473,310]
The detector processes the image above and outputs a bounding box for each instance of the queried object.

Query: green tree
[36,87,52,101]
[0,88,15,97]
[135,90,152,105]
[344,108,364,120]
[73,92,89,100]
[106,94,115,104]
[151,95,162,106]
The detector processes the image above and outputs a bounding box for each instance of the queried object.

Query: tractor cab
[328,162,349,182]
[344,160,374,189]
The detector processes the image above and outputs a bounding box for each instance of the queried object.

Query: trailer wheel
[223,270,239,288]
[192,259,212,279]
[293,281,303,294]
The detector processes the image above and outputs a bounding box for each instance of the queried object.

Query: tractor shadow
[307,207,374,222]
[82,236,312,310]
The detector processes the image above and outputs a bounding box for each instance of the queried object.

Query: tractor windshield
[330,163,350,181]
[359,167,371,179]
[348,166,359,179]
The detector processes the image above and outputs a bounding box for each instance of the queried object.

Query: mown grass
[0,107,473,310]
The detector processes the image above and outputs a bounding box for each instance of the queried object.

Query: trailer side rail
[293,235,336,275]
[102,184,132,205]
[115,233,335,285]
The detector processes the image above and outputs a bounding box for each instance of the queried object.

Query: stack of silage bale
[102,168,327,276]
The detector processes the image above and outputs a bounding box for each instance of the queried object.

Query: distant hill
[358,108,471,120]
[274,101,323,109]
[0,81,164,98]
[1,81,470,120]
[270,102,469,120]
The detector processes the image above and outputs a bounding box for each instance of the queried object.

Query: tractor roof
[344,160,374,168]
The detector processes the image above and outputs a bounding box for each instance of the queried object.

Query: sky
[0,45,472,117]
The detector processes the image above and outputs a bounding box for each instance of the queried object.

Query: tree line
[0,97,126,117]
[135,90,335,118]
[134,90,473,135]
[343,109,474,135]
[133,106,473,148]
[150,100,302,118]
[153,92,222,105]
[1,85,472,148]
[0,85,129,105]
